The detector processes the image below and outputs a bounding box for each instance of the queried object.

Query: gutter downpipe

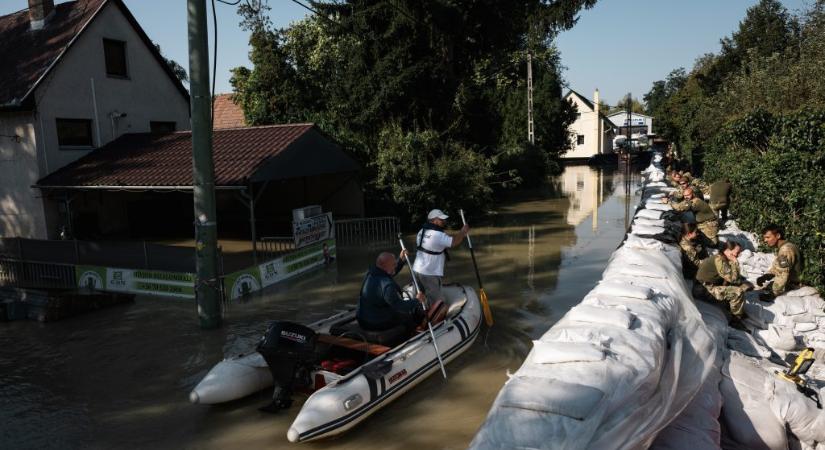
[90,78,102,146]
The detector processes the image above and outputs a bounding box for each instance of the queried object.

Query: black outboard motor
[256,321,318,412]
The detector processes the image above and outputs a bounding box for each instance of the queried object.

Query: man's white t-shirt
[412,228,453,277]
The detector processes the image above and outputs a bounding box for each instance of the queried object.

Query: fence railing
[259,236,297,261]
[0,238,195,273]
[0,259,76,289]
[334,216,400,248]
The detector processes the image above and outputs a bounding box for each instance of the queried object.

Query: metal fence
[0,259,76,289]
[0,238,195,273]
[334,216,400,248]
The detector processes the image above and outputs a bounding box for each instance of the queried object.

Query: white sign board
[292,212,334,248]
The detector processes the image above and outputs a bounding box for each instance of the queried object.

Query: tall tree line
[230,0,597,220]
[644,0,825,290]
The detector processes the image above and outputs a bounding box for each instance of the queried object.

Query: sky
[0,0,811,105]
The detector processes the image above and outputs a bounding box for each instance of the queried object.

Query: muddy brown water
[0,166,641,450]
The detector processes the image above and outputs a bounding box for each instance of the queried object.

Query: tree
[609,93,645,114]
[154,44,188,83]
[230,0,599,216]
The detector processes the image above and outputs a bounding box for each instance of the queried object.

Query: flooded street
[0,165,640,450]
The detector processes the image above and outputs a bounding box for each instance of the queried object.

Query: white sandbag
[593,280,653,300]
[632,223,665,235]
[720,354,789,450]
[772,380,825,446]
[744,300,769,330]
[794,322,818,333]
[637,209,664,220]
[623,234,667,251]
[634,217,666,227]
[785,287,819,297]
[803,296,825,316]
[755,326,798,352]
[497,376,606,420]
[728,329,771,358]
[531,341,606,364]
[780,298,809,316]
[644,202,672,211]
[567,305,636,329]
[608,263,669,279]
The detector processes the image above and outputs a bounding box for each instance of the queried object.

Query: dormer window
[103,38,128,78]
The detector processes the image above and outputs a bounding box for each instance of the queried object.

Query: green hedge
[703,109,825,291]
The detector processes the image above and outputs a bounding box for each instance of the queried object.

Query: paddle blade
[480,289,493,327]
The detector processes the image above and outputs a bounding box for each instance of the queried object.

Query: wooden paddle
[459,209,493,327]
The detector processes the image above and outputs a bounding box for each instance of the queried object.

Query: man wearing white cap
[412,209,470,305]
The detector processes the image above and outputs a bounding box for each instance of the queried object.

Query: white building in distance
[563,90,615,160]
[607,111,653,137]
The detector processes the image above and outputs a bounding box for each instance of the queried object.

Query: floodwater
[0,165,641,450]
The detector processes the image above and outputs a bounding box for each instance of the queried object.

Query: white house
[607,111,653,137]
[563,89,615,160]
[0,0,190,239]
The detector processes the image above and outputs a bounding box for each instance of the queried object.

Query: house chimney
[594,89,602,155]
[29,0,55,31]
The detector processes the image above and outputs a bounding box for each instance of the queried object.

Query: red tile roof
[37,124,323,188]
[213,94,246,129]
[0,0,188,109]
[0,0,105,107]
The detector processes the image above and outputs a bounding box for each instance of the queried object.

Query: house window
[56,119,94,147]
[577,135,585,145]
[150,121,176,134]
[103,38,128,78]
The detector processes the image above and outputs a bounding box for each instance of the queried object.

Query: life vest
[417,222,451,261]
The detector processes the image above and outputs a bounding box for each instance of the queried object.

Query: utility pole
[187,0,221,328]
[625,92,632,142]
[527,52,535,145]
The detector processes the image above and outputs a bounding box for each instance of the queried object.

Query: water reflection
[0,165,641,450]
[556,165,618,228]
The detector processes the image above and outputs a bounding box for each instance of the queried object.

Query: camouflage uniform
[694,254,747,317]
[670,197,719,244]
[690,177,711,197]
[709,180,732,223]
[679,235,708,279]
[768,241,803,296]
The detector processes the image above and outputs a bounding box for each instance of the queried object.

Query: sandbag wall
[470,155,718,450]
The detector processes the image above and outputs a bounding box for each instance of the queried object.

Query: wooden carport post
[239,181,269,266]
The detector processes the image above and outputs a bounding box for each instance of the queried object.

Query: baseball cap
[427,209,449,220]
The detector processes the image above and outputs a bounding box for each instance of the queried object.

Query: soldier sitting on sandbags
[679,222,708,279]
[756,223,803,300]
[693,241,754,330]
[663,186,719,244]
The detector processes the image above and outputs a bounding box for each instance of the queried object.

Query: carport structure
[35,123,362,266]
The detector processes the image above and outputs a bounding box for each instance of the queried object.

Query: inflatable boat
[190,284,482,442]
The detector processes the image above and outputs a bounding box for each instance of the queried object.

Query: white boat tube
[190,309,355,405]
[190,285,482,444]
[287,284,482,442]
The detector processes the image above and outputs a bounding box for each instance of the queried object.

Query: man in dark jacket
[357,251,426,332]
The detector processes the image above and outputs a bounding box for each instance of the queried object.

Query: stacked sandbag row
[470,154,717,450]
[715,226,825,450]
[653,191,825,449]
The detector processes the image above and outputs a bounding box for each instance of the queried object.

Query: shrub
[704,109,825,290]
[373,124,494,224]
